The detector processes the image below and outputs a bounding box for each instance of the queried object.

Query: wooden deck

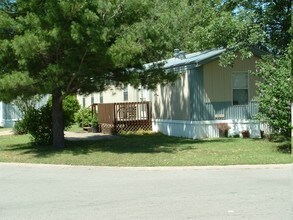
[92,102,152,134]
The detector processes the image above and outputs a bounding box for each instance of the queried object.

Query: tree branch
[65,49,88,95]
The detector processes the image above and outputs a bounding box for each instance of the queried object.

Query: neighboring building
[77,85,150,108]
[79,48,265,138]
[0,102,22,127]
[0,96,49,128]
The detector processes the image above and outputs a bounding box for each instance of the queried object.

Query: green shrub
[63,95,81,128]
[91,113,99,127]
[13,120,28,135]
[21,95,81,145]
[75,108,93,127]
[23,105,53,145]
[253,52,291,138]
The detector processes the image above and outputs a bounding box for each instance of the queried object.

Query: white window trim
[99,92,103,104]
[123,85,128,102]
[232,71,249,106]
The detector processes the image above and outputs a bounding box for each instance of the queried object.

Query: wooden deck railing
[92,102,152,134]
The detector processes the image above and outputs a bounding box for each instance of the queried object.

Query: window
[91,95,94,105]
[82,96,86,108]
[123,86,128,102]
[99,92,103,103]
[232,72,248,105]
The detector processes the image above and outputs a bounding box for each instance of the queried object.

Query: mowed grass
[0,132,292,166]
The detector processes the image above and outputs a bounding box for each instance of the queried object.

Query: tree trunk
[52,88,65,149]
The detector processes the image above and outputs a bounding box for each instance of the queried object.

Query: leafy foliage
[17,95,81,145]
[0,0,181,100]
[13,120,28,135]
[253,50,292,137]
[222,0,291,55]
[63,96,81,128]
[91,113,99,127]
[0,0,186,147]
[75,108,93,128]
[22,105,53,146]
[13,95,44,116]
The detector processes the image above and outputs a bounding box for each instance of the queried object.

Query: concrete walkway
[0,129,117,141]
[0,129,13,136]
[64,131,118,141]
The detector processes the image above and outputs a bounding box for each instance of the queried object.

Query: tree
[222,0,291,55]
[253,50,292,138]
[0,0,179,149]
[221,0,292,141]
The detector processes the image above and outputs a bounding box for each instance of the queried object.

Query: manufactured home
[0,102,22,127]
[151,48,264,138]
[80,48,265,138]
[0,96,49,128]
[77,85,150,108]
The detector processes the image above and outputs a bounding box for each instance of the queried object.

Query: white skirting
[152,119,268,139]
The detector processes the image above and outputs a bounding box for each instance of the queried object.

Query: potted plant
[91,114,99,133]
[217,123,230,137]
[241,130,250,138]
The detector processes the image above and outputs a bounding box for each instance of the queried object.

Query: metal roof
[144,48,226,70]
[165,48,225,68]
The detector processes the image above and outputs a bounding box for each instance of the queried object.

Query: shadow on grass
[4,143,61,158]
[265,134,292,154]
[4,133,236,158]
[249,136,292,154]
[277,142,291,154]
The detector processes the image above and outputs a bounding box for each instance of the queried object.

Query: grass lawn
[0,133,292,166]
[66,124,84,132]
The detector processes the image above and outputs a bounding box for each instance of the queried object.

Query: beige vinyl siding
[204,62,231,102]
[76,86,148,107]
[152,71,190,120]
[204,55,259,103]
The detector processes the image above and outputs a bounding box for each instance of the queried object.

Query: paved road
[0,163,292,220]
